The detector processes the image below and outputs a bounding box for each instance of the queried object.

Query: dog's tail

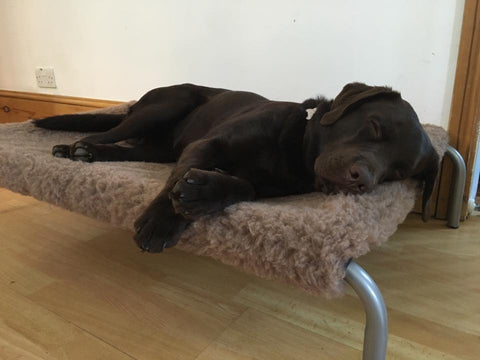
[33,113,125,132]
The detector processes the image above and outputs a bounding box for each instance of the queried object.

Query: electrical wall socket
[35,67,57,88]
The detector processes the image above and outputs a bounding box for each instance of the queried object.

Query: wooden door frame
[435,0,480,220]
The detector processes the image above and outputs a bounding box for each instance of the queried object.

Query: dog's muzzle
[314,162,375,195]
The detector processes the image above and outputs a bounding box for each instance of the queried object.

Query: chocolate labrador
[34,82,439,252]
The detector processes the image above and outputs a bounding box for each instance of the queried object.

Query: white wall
[0,0,464,128]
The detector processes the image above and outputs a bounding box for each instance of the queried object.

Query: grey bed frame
[346,144,465,360]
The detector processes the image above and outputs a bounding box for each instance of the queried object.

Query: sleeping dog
[34,82,439,252]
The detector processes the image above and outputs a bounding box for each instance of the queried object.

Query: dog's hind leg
[56,141,175,163]
[79,102,187,145]
[52,100,195,160]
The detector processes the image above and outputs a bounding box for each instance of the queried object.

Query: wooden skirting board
[0,90,122,124]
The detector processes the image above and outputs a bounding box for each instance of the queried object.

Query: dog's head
[304,82,439,221]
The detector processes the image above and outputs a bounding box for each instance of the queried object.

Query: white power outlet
[35,67,57,88]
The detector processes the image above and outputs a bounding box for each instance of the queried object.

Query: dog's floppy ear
[320,82,400,125]
[414,147,440,222]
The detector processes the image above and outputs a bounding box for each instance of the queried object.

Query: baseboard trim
[0,89,124,124]
[0,89,122,108]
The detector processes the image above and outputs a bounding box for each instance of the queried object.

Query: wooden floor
[0,188,479,360]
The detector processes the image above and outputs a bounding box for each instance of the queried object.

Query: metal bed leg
[345,261,388,360]
[445,145,466,228]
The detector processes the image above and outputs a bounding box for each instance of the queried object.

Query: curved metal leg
[345,261,388,360]
[445,145,466,228]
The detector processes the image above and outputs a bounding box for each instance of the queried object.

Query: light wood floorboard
[0,188,479,360]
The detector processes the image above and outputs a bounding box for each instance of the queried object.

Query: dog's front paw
[169,168,227,219]
[133,206,188,253]
[51,142,99,162]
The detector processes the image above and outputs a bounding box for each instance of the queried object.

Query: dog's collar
[305,108,317,121]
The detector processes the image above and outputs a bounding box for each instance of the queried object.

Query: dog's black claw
[182,169,206,185]
[52,144,71,158]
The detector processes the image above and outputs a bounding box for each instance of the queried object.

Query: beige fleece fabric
[0,102,448,297]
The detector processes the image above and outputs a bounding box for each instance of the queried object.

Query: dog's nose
[348,164,373,193]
